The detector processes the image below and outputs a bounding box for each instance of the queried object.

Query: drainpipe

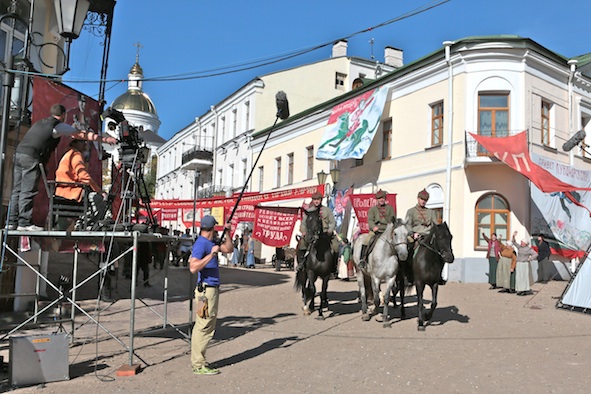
[442,40,454,282]
[567,60,577,166]
[211,105,219,189]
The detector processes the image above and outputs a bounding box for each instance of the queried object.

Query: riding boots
[358,245,368,269]
[296,249,307,272]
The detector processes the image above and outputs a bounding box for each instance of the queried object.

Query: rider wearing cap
[358,189,395,269]
[405,188,445,284]
[405,188,438,242]
[296,191,338,271]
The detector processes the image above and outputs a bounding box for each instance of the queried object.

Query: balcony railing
[465,129,525,158]
[182,146,213,165]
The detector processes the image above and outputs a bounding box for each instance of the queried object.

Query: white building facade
[249,36,591,281]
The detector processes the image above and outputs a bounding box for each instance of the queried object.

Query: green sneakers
[193,365,219,375]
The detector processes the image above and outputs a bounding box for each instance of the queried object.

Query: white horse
[353,218,409,327]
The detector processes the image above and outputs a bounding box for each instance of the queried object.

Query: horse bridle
[417,230,448,260]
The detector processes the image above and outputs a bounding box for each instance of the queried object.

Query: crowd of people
[483,231,551,296]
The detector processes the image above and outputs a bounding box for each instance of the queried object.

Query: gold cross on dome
[134,41,144,63]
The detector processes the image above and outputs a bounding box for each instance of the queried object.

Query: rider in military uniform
[296,191,339,271]
[405,188,445,284]
[358,189,395,269]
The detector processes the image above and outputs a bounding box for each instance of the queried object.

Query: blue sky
[65,0,591,140]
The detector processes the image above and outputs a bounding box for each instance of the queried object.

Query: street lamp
[54,0,91,71]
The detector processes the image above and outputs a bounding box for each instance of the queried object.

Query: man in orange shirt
[55,139,106,228]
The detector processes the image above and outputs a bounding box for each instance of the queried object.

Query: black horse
[294,208,337,320]
[400,222,454,331]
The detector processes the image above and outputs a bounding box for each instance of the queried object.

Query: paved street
[1,259,590,393]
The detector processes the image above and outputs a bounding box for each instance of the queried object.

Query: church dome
[111,90,158,115]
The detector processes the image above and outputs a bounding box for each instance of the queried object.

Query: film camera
[101,107,150,165]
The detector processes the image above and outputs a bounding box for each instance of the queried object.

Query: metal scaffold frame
[0,229,190,366]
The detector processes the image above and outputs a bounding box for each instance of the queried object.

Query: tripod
[54,275,70,333]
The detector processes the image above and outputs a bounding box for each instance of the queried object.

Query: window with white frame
[431,101,444,146]
[306,146,314,179]
[245,101,250,131]
[258,166,264,192]
[242,158,247,184]
[478,92,510,156]
[232,108,237,138]
[287,153,294,185]
[382,118,392,159]
[541,100,551,146]
[275,157,281,188]
[335,72,346,90]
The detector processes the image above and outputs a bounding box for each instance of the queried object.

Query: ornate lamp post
[317,167,341,204]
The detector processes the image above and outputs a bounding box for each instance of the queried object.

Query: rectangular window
[541,101,551,146]
[287,153,294,185]
[232,109,238,137]
[478,93,510,155]
[306,146,314,179]
[354,158,364,167]
[382,118,392,159]
[245,101,250,131]
[275,157,281,188]
[258,166,264,192]
[221,116,226,140]
[242,159,247,184]
[335,72,346,90]
[431,101,444,146]
[228,164,234,187]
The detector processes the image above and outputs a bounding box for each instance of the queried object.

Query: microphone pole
[218,92,289,244]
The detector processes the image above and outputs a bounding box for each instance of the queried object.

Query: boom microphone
[275,91,290,120]
[562,130,587,152]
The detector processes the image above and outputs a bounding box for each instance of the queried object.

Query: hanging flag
[328,186,353,232]
[317,86,389,160]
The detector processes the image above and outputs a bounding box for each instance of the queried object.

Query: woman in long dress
[246,236,255,268]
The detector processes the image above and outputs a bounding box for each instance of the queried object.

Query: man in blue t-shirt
[189,215,233,375]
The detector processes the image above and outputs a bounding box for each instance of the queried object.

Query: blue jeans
[9,153,41,227]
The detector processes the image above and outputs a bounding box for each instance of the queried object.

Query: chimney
[384,46,403,68]
[332,40,348,58]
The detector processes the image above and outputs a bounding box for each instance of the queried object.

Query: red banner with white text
[350,193,397,234]
[252,207,300,248]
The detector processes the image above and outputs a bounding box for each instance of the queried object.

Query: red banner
[161,208,178,221]
[151,184,325,209]
[252,207,300,247]
[350,193,397,233]
[31,77,102,227]
[470,132,591,193]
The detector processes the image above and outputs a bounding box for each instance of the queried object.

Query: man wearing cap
[189,215,233,375]
[358,189,395,269]
[296,191,338,271]
[405,188,438,242]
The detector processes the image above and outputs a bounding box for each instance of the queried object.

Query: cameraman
[8,104,116,231]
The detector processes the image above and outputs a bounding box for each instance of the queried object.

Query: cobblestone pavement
[1,259,590,394]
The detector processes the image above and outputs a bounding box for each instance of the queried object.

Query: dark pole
[192,170,200,235]
[0,56,14,220]
[218,116,280,244]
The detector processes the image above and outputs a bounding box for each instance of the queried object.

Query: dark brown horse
[294,209,337,320]
[400,222,454,331]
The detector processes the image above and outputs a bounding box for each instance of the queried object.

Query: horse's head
[392,218,409,261]
[431,222,454,263]
[304,209,322,244]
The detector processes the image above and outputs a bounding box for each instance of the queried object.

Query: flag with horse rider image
[316,86,389,160]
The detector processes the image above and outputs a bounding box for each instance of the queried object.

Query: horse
[294,208,337,320]
[352,218,409,327]
[401,222,454,331]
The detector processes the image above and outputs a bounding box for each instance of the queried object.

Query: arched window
[475,193,510,249]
